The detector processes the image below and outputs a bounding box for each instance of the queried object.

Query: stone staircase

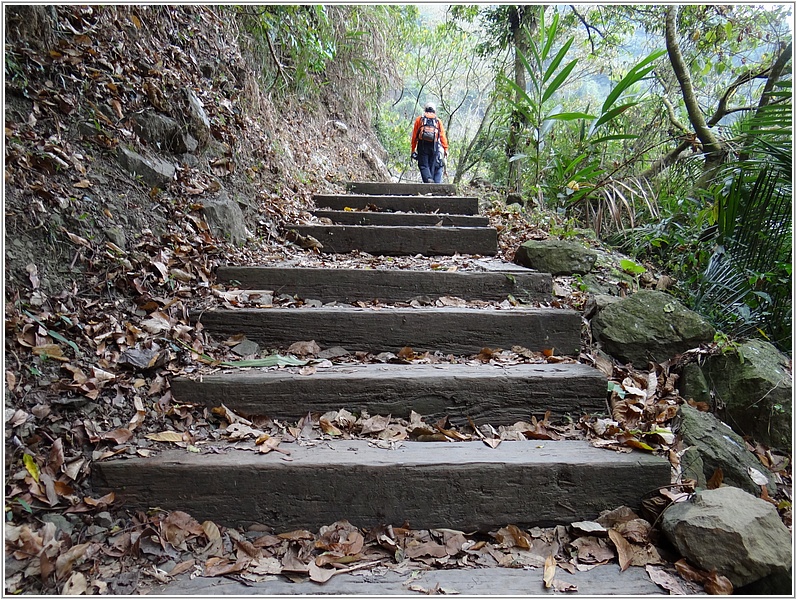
[93,182,671,590]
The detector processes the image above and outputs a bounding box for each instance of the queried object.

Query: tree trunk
[664,5,727,181]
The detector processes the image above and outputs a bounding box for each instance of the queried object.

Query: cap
[424,102,436,113]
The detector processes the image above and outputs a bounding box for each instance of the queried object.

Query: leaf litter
[4,4,791,597]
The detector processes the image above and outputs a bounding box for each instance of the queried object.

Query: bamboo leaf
[601,49,666,114]
[545,111,595,121]
[543,37,574,84]
[542,59,578,103]
[591,102,639,132]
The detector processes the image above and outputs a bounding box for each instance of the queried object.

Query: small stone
[232,339,260,357]
[317,346,349,360]
[42,513,73,536]
[95,511,114,529]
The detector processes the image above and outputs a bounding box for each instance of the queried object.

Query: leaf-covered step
[289,225,497,256]
[345,181,456,196]
[215,266,551,303]
[314,194,478,215]
[313,209,489,227]
[171,362,607,424]
[198,306,582,356]
[93,440,671,531]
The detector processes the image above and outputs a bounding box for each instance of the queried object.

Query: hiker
[410,102,448,184]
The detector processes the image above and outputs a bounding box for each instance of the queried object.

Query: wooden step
[93,440,671,531]
[289,225,497,256]
[215,266,551,303]
[346,181,456,196]
[313,209,489,227]
[156,564,664,596]
[171,363,607,424]
[314,194,478,215]
[197,306,582,356]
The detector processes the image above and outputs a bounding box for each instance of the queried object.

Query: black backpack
[418,116,439,143]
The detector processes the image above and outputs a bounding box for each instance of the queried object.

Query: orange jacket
[411,111,448,153]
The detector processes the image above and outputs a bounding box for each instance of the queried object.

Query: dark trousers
[417,143,443,183]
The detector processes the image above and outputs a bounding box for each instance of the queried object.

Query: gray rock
[591,290,715,365]
[514,239,598,275]
[95,511,114,529]
[583,293,621,319]
[104,227,126,250]
[232,339,259,357]
[317,346,349,360]
[133,111,196,154]
[677,404,776,495]
[42,513,73,536]
[661,487,791,589]
[200,191,248,246]
[185,89,210,148]
[704,339,792,450]
[116,146,175,189]
[678,363,712,406]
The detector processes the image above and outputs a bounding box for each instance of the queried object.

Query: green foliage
[237,5,409,111]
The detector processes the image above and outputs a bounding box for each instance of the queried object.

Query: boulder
[116,146,175,189]
[133,111,198,154]
[704,339,791,450]
[185,89,211,148]
[676,404,776,495]
[514,239,597,275]
[591,290,715,365]
[661,487,791,589]
[200,191,248,246]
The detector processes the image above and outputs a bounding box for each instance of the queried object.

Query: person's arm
[410,117,420,153]
[438,120,449,153]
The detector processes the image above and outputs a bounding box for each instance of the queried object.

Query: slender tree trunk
[664,6,727,182]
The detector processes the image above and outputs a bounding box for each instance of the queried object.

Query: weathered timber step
[314,194,478,215]
[290,225,497,256]
[215,266,551,303]
[346,181,456,196]
[171,363,607,424]
[198,306,582,356]
[313,209,489,227]
[93,440,671,531]
[157,565,664,596]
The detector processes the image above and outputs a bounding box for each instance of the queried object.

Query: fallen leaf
[61,571,88,595]
[543,554,556,588]
[360,414,390,436]
[145,431,185,443]
[703,570,734,595]
[707,467,723,490]
[287,340,321,356]
[607,529,632,571]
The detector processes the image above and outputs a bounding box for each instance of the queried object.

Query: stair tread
[198,306,583,356]
[94,439,670,531]
[291,224,497,256]
[313,194,479,215]
[155,564,663,596]
[345,181,457,195]
[312,209,489,227]
[216,265,551,303]
[172,362,608,423]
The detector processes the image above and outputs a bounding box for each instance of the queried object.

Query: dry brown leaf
[707,467,724,490]
[61,571,88,595]
[145,431,184,443]
[360,414,390,436]
[607,529,632,572]
[703,570,734,595]
[55,542,92,579]
[543,554,556,588]
[287,340,321,356]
